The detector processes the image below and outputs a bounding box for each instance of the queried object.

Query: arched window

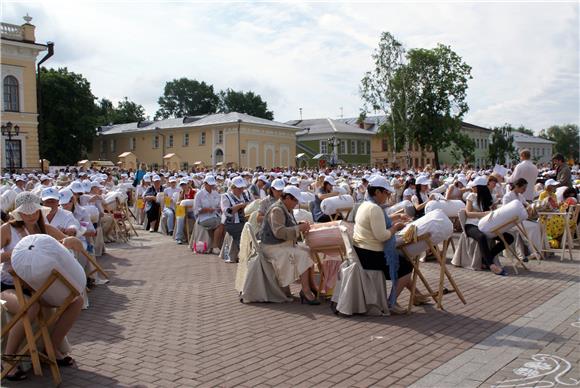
[3,76,19,112]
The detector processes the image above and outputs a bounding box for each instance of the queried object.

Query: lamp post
[327,135,339,166]
[155,127,165,170]
[237,119,242,170]
[1,122,20,173]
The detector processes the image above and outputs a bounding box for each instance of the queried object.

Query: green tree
[360,32,409,153]
[539,124,579,160]
[489,125,516,165]
[404,44,472,169]
[155,78,219,119]
[39,67,97,164]
[115,97,146,123]
[218,89,274,120]
[514,125,534,136]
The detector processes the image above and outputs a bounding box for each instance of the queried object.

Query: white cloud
[2,1,577,132]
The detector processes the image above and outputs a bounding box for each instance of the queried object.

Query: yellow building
[1,15,51,171]
[90,112,299,170]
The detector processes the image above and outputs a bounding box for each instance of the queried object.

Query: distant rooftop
[97,112,299,135]
[287,118,375,136]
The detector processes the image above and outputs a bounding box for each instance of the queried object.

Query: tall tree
[360,32,409,153]
[115,97,146,123]
[218,89,274,120]
[514,125,534,136]
[155,78,219,119]
[539,124,579,160]
[39,67,97,164]
[95,98,116,125]
[404,44,472,169]
[489,125,516,165]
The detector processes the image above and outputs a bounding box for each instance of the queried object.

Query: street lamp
[154,126,165,170]
[327,135,339,166]
[1,122,20,173]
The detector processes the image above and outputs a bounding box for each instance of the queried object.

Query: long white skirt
[261,241,313,287]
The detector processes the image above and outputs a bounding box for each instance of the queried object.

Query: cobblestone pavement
[6,229,580,388]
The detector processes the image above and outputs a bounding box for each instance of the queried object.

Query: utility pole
[299,108,303,120]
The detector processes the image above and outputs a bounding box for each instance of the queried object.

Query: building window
[381,139,389,152]
[168,134,174,148]
[340,140,347,155]
[320,140,328,154]
[3,76,19,112]
[351,140,357,154]
[360,141,369,155]
[183,133,189,146]
[476,139,480,149]
[4,139,22,169]
[100,140,106,154]
[129,137,136,151]
[110,139,116,153]
[181,162,189,171]
[200,132,206,145]
[217,130,223,144]
[215,148,223,164]
[153,135,159,149]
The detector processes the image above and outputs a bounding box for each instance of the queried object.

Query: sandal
[56,356,74,367]
[2,367,27,381]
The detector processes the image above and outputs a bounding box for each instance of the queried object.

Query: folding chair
[398,233,466,311]
[487,216,532,274]
[1,270,80,385]
[538,204,578,261]
[117,198,138,237]
[80,249,109,280]
[331,207,352,221]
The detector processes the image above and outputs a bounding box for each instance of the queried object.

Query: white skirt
[262,241,313,287]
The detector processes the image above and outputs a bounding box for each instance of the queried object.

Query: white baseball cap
[282,185,303,202]
[59,188,74,205]
[152,175,161,182]
[70,181,85,194]
[416,176,431,186]
[323,176,336,186]
[231,176,247,188]
[203,176,217,186]
[41,187,60,201]
[368,176,395,193]
[468,176,488,188]
[270,178,285,191]
[545,179,559,187]
[257,175,268,183]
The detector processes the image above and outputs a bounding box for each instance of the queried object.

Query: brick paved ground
[5,229,580,388]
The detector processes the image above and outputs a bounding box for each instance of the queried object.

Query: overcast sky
[3,1,578,132]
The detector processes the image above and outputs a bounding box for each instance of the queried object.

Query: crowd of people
[0,151,579,381]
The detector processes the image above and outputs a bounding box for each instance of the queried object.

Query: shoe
[56,356,74,367]
[389,303,407,315]
[176,240,184,245]
[3,367,27,381]
[495,269,508,276]
[149,228,155,233]
[413,294,432,306]
[299,290,320,305]
[330,301,339,315]
[212,248,221,255]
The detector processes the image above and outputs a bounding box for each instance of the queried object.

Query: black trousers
[353,246,413,280]
[464,224,514,267]
[146,202,160,230]
[315,214,343,223]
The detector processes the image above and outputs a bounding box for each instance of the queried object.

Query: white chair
[330,225,389,316]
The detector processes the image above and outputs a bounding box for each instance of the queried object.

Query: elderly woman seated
[353,176,430,314]
[260,186,319,305]
[1,192,84,381]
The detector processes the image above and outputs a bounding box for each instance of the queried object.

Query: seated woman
[143,175,163,232]
[464,176,513,275]
[445,177,467,200]
[194,176,224,254]
[503,178,543,261]
[221,177,252,263]
[311,176,341,222]
[538,179,560,210]
[353,176,430,314]
[1,192,84,381]
[260,186,318,305]
[174,179,196,245]
[256,178,285,225]
[411,176,432,219]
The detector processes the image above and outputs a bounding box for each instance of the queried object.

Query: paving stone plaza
[7,226,579,388]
